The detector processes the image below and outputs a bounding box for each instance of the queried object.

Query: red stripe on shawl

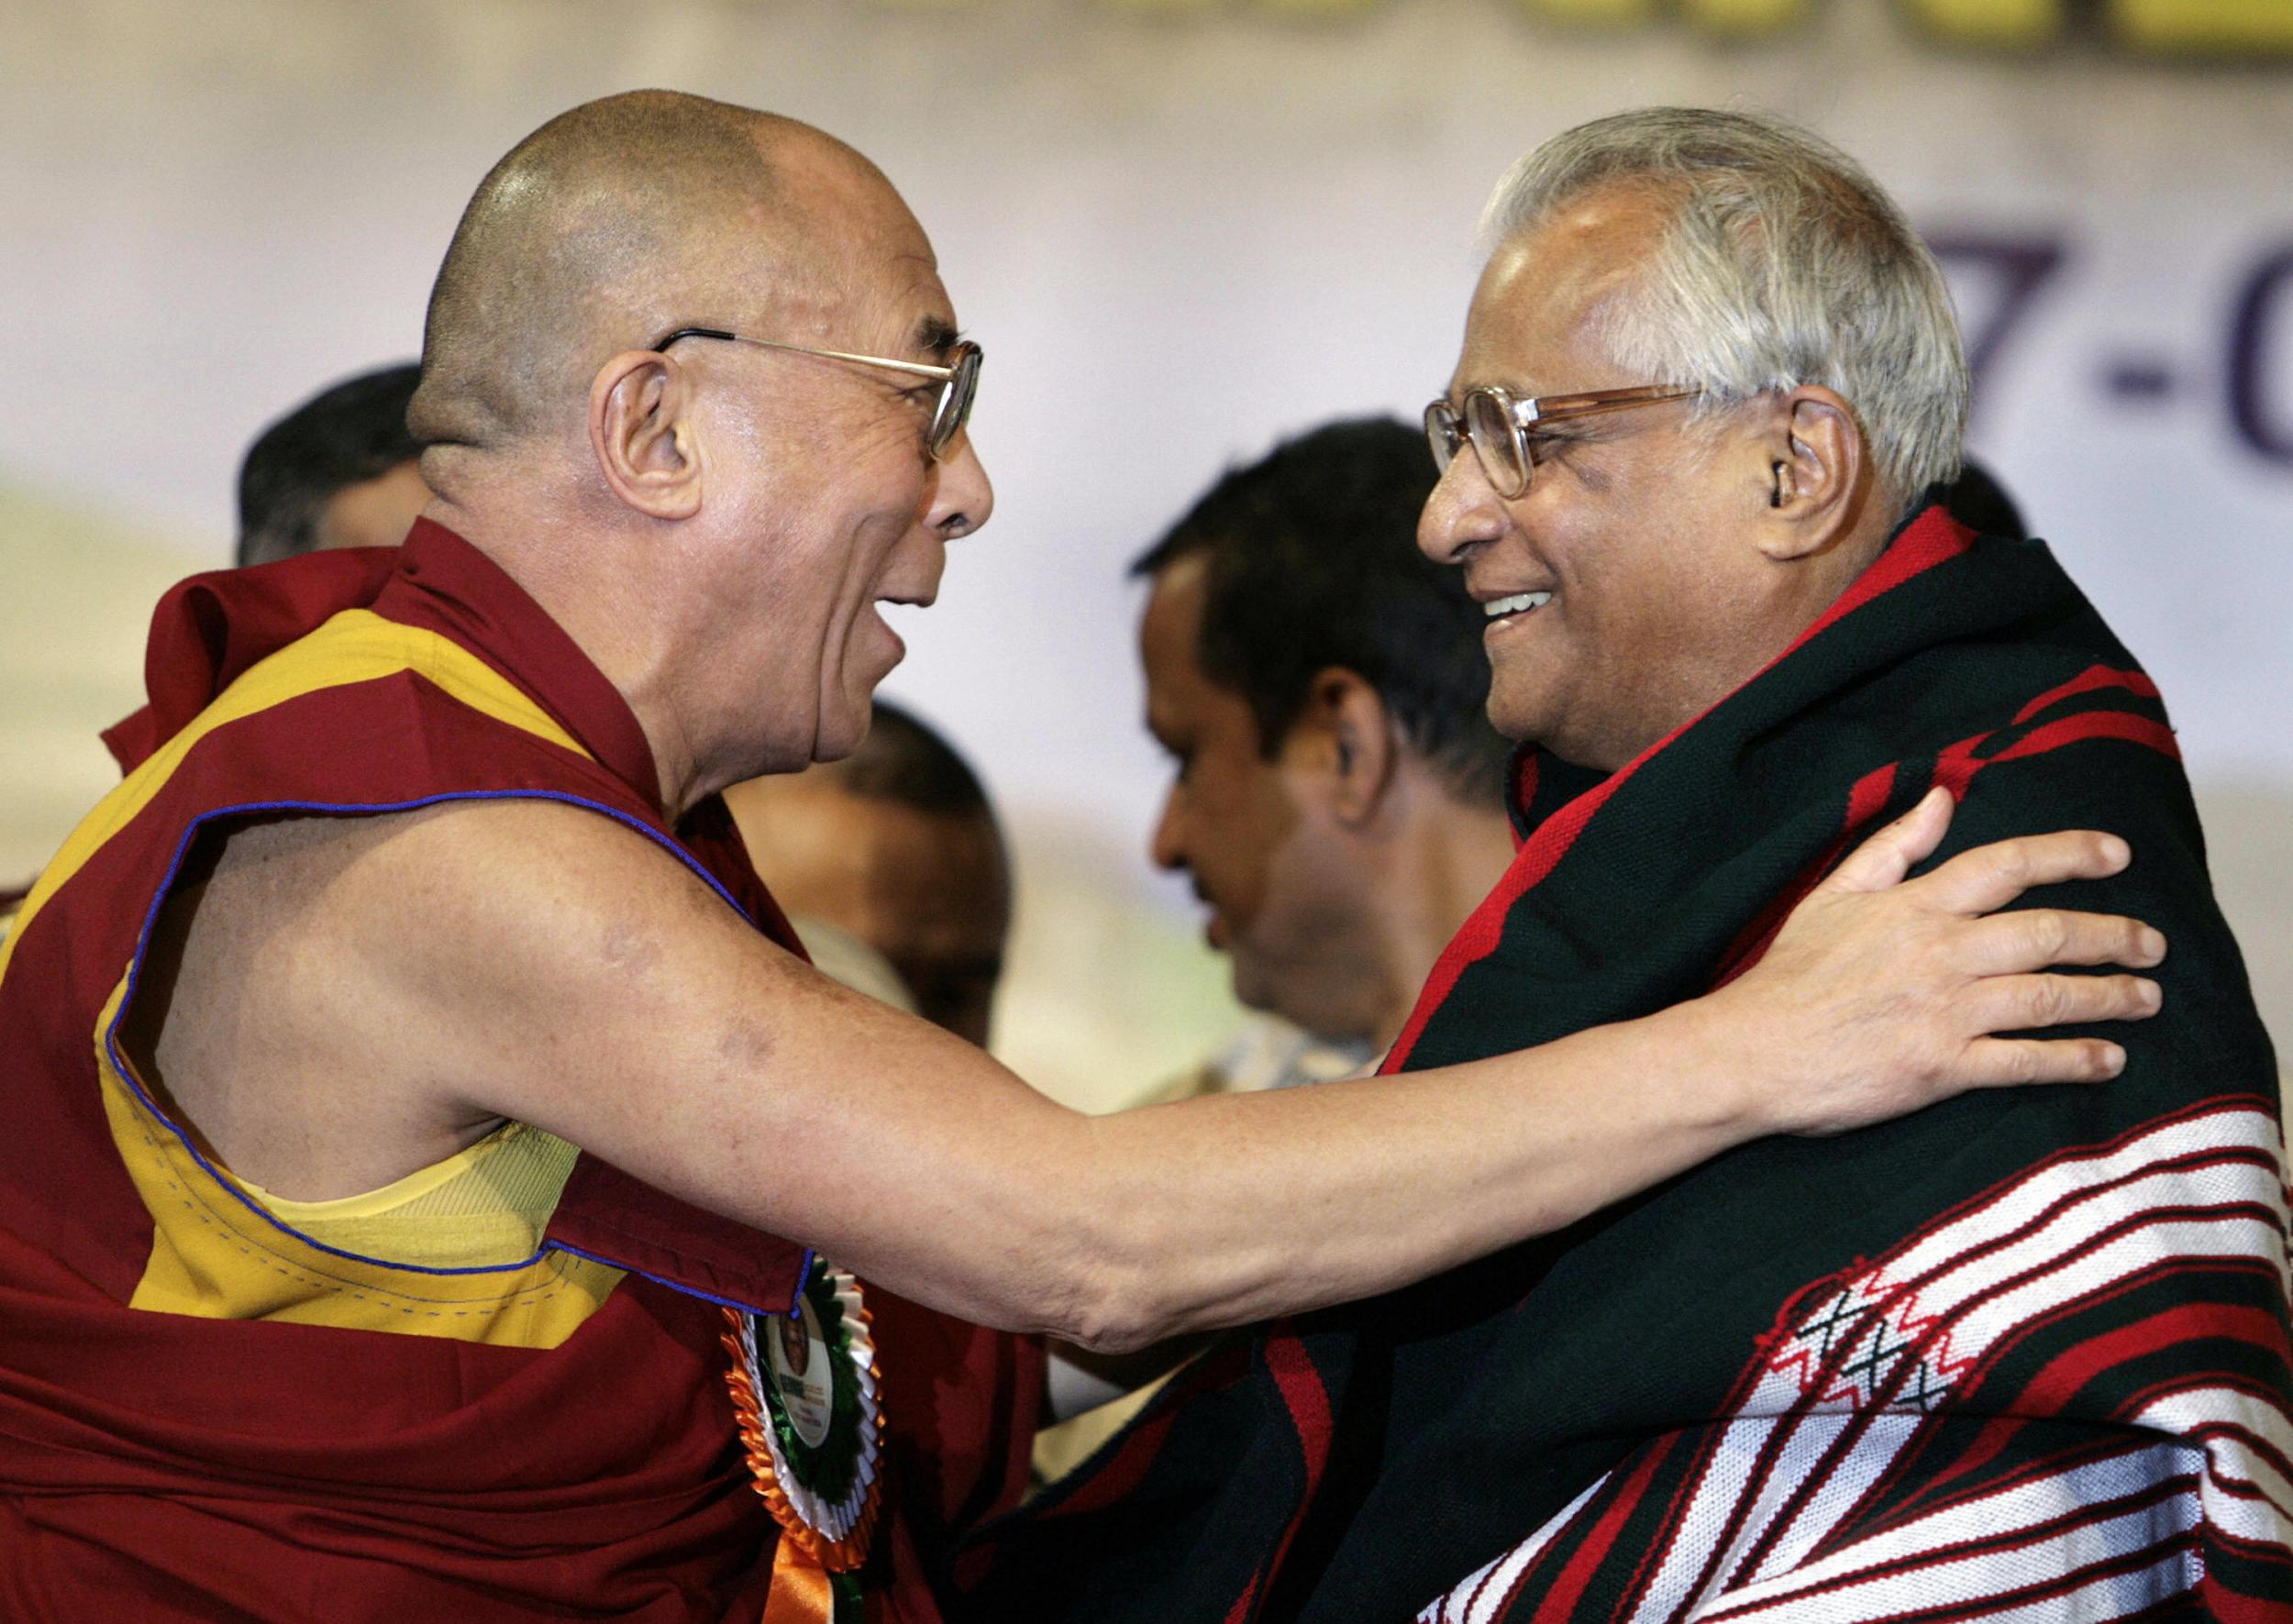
[1259,1330,1339,1573]
[1221,1577,1261,1623]
[1711,675,2175,993]
[1211,1324,1340,1624]
[1523,1432,1684,1621]
[2210,1590,2293,1624]
[1709,668,2176,999]
[2019,1305,2293,1419]
[2011,664,2161,727]
[1932,708,2181,798]
[1791,505,1977,648]
[1994,710,2181,767]
[1385,749,1640,1068]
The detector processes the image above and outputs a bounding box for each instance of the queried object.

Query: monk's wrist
[1624,992,1771,1151]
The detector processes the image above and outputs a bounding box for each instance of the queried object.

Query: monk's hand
[1715,785,2165,1137]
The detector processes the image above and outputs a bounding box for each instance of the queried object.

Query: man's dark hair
[1133,417,1512,802]
[836,701,996,822]
[236,364,424,567]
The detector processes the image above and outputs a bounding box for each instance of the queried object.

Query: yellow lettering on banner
[1513,0,1660,28]
[1681,0,1810,33]
[2111,0,2293,52]
[1898,0,2065,46]
[1077,0,2293,54]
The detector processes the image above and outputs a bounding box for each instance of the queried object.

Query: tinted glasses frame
[1424,382,1698,499]
[655,326,981,461]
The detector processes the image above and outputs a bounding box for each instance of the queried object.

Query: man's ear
[1291,667,1398,828]
[1756,385,1869,561]
[590,351,703,521]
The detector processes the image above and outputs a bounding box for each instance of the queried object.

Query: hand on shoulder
[1703,788,2166,1139]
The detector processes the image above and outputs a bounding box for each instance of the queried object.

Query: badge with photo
[722,1255,883,1611]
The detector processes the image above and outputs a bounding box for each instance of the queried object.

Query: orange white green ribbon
[722,1258,883,1622]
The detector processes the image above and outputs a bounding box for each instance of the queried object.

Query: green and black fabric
[962,503,2293,1622]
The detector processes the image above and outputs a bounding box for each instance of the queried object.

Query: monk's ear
[1753,386,1868,562]
[590,351,702,521]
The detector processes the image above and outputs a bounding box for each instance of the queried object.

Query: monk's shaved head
[410,90,876,455]
[398,90,987,797]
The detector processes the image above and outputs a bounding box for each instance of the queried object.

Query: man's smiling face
[1417,184,1777,772]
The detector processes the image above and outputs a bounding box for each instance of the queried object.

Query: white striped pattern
[1416,1104,2293,1624]
[1696,1440,2202,1620]
[1418,1475,1611,1624]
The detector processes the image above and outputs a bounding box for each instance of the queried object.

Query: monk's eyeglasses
[654,327,981,461]
[1424,383,1699,500]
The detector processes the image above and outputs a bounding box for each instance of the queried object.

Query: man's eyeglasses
[655,326,982,461]
[1424,383,1698,500]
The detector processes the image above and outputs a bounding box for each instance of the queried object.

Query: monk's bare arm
[286,788,2161,1351]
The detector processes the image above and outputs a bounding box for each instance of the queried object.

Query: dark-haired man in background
[236,363,431,566]
[1134,418,1516,1085]
[1037,417,1523,1476]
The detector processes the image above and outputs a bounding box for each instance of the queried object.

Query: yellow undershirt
[238,1119,582,1270]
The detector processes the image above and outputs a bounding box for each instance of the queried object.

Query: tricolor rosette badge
[721,1257,883,1574]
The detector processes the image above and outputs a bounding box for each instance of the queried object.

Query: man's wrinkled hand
[1716,786,2165,1137]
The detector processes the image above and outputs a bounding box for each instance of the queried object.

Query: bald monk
[0,92,2168,1622]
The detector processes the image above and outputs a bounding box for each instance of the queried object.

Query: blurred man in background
[236,363,431,566]
[1133,418,1516,1096]
[1036,419,1522,1476]
[969,107,2288,1622]
[728,699,1011,1045]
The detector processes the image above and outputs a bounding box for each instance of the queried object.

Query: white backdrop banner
[4,0,2287,1091]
